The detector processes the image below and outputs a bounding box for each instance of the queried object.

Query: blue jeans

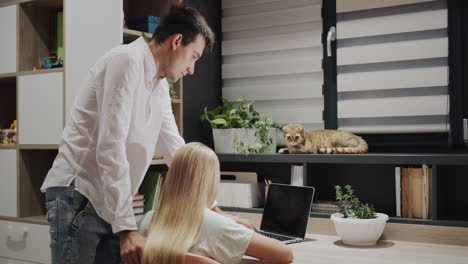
[45,183,122,264]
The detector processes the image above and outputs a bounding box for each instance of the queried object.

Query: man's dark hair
[152,5,215,53]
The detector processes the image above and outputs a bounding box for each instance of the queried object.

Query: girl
[140,142,293,264]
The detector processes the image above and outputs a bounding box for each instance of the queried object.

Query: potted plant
[330,185,389,246]
[200,97,281,154]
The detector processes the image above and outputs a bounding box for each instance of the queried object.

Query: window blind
[222,0,324,131]
[336,0,449,134]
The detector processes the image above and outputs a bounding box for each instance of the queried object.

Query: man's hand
[119,230,146,264]
[212,206,258,231]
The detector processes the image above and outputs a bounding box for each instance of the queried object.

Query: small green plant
[167,80,177,99]
[200,97,282,154]
[335,185,376,219]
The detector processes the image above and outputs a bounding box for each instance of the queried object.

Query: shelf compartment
[0,4,17,75]
[19,0,63,72]
[0,77,17,147]
[18,149,57,218]
[436,165,468,222]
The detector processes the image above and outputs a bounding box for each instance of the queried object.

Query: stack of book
[312,200,339,214]
[132,194,145,215]
[395,165,432,219]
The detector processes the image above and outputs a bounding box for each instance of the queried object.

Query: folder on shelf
[401,167,410,218]
[395,167,401,217]
[410,167,424,218]
[290,165,303,186]
[138,170,162,213]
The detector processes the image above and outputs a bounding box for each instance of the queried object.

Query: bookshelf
[18,0,64,72]
[217,153,468,227]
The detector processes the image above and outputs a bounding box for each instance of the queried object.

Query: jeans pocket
[71,201,92,231]
[46,199,58,243]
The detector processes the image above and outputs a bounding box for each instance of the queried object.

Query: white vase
[331,213,389,246]
[212,128,277,154]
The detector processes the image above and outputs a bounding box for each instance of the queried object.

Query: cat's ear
[282,125,290,132]
[297,125,305,133]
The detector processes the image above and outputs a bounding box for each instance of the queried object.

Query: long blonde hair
[142,142,220,264]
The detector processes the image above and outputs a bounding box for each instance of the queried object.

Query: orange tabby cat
[278,124,368,154]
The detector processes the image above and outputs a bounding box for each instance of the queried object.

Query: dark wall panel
[183,0,222,146]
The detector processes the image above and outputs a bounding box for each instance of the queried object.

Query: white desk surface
[241,234,468,264]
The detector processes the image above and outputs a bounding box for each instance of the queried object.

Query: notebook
[258,183,315,244]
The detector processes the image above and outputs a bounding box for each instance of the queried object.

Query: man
[41,5,254,264]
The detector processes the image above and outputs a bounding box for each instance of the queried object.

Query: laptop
[258,183,315,244]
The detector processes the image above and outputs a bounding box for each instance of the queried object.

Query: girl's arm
[245,233,294,263]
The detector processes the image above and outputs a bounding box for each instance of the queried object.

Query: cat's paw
[278,148,289,154]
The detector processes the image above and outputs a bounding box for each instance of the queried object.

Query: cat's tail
[352,136,368,154]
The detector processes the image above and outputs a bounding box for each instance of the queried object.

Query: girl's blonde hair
[142,142,220,264]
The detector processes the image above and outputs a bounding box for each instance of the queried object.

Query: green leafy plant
[200,97,282,154]
[335,185,376,219]
[167,80,177,99]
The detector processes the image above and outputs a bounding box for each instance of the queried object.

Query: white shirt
[41,37,185,233]
[139,209,253,264]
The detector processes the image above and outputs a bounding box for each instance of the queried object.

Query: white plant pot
[331,213,389,246]
[212,128,277,154]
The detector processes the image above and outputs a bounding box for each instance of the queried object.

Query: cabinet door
[0,5,17,74]
[65,0,122,121]
[0,221,50,263]
[18,72,64,145]
[0,150,17,217]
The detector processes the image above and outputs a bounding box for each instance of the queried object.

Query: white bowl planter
[331,213,389,246]
[212,128,277,154]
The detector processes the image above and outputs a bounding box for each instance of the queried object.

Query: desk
[241,234,468,264]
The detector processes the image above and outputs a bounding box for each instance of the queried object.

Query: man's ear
[172,34,183,50]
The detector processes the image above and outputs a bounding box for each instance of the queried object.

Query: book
[410,167,424,218]
[138,170,162,213]
[401,165,433,219]
[133,206,144,215]
[56,11,64,60]
[395,167,401,217]
[132,200,144,207]
[422,165,433,219]
[290,165,303,186]
[133,194,144,200]
[401,167,410,218]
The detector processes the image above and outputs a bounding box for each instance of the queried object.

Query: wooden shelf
[151,158,166,165]
[19,0,63,8]
[0,145,17,149]
[123,28,152,41]
[19,67,63,76]
[18,144,59,149]
[0,215,48,225]
[0,1,16,8]
[0,72,16,78]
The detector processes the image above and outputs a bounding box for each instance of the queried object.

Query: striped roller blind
[336,0,449,134]
[221,0,324,132]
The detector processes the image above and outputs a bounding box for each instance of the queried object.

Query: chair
[185,253,220,264]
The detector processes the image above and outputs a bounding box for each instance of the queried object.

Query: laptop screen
[260,184,315,238]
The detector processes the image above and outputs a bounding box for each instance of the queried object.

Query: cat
[278,124,368,154]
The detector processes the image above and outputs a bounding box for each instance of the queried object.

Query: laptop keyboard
[258,231,292,241]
